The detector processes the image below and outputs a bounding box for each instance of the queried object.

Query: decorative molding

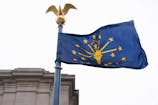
[0,68,79,105]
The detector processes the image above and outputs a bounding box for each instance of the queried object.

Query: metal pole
[53,25,63,105]
[46,4,76,105]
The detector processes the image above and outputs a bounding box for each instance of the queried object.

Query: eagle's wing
[46,5,58,16]
[62,3,76,15]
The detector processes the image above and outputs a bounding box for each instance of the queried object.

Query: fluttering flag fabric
[56,20,148,69]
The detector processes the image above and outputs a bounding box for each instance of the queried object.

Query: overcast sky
[0,0,158,105]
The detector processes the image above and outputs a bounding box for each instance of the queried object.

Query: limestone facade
[0,68,78,105]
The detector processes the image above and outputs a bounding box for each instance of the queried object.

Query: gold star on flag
[72,50,76,55]
[83,39,88,44]
[93,35,96,39]
[104,64,108,67]
[108,62,113,65]
[121,57,126,61]
[110,53,115,58]
[118,46,122,51]
[81,57,86,60]
[98,35,101,39]
[73,58,77,61]
[109,37,113,42]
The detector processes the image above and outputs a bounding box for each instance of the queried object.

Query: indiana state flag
[56,20,148,69]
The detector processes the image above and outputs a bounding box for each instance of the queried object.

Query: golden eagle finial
[46,3,77,25]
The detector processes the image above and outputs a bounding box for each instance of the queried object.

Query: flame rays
[72,34,126,66]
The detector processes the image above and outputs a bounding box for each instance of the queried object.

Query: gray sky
[0,0,158,105]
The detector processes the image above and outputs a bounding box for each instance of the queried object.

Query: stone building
[0,68,79,105]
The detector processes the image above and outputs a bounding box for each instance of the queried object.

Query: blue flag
[56,20,148,69]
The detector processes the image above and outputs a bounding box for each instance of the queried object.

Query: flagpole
[46,3,76,105]
[53,25,63,105]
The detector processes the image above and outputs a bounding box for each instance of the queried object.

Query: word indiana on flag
[56,20,148,69]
